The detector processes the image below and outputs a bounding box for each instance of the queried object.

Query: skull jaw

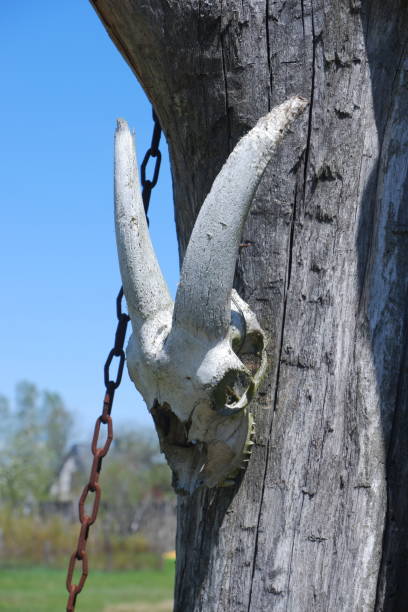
[150,401,254,494]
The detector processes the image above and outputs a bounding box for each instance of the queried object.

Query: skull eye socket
[238,329,265,376]
[213,369,254,415]
[230,298,265,377]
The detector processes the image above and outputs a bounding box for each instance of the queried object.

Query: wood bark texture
[90,1,408,610]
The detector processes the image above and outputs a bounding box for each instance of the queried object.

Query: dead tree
[91,1,408,610]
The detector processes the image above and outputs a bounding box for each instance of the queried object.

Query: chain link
[141,109,162,220]
[66,111,162,611]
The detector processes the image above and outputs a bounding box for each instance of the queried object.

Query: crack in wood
[220,0,232,153]
[265,0,273,111]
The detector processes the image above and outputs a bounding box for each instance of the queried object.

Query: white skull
[125,289,266,493]
[114,96,307,494]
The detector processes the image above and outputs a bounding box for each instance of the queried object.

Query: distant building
[49,443,89,502]
[44,442,176,553]
[41,443,90,521]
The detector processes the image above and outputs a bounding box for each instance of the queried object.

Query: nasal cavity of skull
[213,369,252,413]
[151,401,194,448]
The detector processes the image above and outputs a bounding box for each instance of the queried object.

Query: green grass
[0,562,175,612]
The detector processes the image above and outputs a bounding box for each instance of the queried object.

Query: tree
[101,429,173,536]
[42,390,74,474]
[90,2,408,610]
[0,382,73,511]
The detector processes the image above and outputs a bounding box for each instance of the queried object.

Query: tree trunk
[90,1,408,609]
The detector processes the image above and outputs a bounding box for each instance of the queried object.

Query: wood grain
[90,1,408,609]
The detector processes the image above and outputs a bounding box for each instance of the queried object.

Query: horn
[172,95,308,339]
[114,118,172,330]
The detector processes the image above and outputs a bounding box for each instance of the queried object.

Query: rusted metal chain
[66,288,129,611]
[66,110,162,611]
[141,109,162,219]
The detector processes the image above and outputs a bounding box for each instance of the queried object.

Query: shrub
[0,510,160,570]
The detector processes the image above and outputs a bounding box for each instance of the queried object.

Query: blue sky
[1,2,179,440]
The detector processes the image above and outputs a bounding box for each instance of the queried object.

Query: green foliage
[0,383,173,519]
[0,394,11,436]
[0,381,73,512]
[101,429,173,535]
[42,390,73,473]
[0,509,162,571]
[0,382,175,572]
[0,509,76,568]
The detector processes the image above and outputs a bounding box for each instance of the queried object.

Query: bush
[0,510,160,570]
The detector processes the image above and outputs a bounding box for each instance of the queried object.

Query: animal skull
[115,96,307,494]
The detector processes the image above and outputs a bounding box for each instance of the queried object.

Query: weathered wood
[91,1,408,609]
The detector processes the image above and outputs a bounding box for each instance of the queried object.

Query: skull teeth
[219,411,256,487]
[240,412,256,468]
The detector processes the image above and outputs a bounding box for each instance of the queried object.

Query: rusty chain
[66,109,162,612]
[141,109,162,222]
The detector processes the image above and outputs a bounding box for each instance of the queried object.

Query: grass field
[0,562,175,612]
